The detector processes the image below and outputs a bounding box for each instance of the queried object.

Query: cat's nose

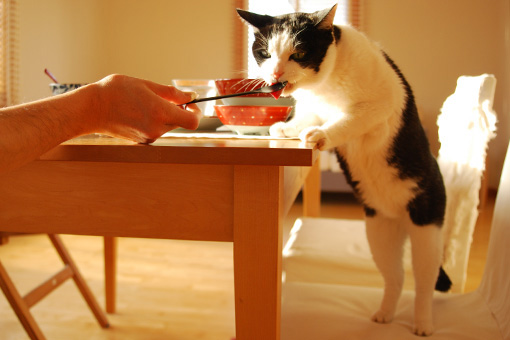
[272,70,284,82]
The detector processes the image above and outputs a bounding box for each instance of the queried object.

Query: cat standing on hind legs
[237,4,452,336]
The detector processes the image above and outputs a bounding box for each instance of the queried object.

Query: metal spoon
[178,81,288,107]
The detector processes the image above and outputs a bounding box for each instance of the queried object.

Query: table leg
[104,236,117,313]
[233,165,283,340]
[302,153,321,217]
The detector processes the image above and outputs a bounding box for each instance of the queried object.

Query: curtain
[0,0,19,107]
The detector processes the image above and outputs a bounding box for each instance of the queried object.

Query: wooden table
[0,134,320,340]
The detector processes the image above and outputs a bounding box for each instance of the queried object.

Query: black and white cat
[238,4,452,336]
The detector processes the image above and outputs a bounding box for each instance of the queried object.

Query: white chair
[438,74,497,291]
[282,74,497,293]
[281,138,510,339]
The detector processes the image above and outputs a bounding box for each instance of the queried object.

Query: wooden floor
[0,191,495,340]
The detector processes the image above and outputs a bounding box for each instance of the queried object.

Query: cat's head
[237,5,339,96]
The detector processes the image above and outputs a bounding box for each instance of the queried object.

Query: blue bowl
[49,83,86,96]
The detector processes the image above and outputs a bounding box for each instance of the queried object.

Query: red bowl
[214,105,292,127]
[215,78,273,98]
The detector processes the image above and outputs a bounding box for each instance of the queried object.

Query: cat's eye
[290,52,306,61]
[258,50,271,59]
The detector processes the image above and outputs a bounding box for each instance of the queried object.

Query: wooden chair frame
[0,234,109,340]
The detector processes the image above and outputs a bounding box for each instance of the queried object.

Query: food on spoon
[270,82,285,99]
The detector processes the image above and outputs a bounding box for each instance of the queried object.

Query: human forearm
[0,83,99,173]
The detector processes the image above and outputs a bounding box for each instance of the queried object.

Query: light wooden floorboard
[0,191,494,339]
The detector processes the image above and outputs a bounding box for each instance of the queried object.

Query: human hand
[0,74,204,174]
[93,74,203,143]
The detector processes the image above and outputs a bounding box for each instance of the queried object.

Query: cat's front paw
[371,309,394,324]
[299,126,330,150]
[269,122,300,137]
[413,319,434,337]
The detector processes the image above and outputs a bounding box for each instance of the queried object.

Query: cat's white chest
[293,84,349,122]
[340,142,418,218]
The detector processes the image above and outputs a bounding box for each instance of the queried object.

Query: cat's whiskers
[255,32,269,49]
[285,68,306,85]
[291,27,306,50]
[235,78,268,93]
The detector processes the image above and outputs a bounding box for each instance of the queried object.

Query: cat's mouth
[282,81,295,95]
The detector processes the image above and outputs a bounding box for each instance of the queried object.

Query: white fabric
[281,140,510,340]
[438,74,497,292]
[282,282,502,340]
[478,140,510,340]
[283,218,414,289]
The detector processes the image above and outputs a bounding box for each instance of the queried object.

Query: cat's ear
[237,9,275,31]
[315,4,337,30]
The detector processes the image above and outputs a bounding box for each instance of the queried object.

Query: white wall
[95,0,236,83]
[364,0,510,188]
[18,0,104,101]
[18,0,235,102]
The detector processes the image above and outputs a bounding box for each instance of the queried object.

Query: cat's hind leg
[405,220,443,336]
[365,214,407,324]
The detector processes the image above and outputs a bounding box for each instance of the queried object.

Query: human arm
[0,74,202,174]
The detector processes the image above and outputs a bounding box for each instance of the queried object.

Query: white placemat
[162,132,300,140]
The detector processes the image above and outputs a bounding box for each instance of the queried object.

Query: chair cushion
[283,217,414,289]
[282,281,502,340]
